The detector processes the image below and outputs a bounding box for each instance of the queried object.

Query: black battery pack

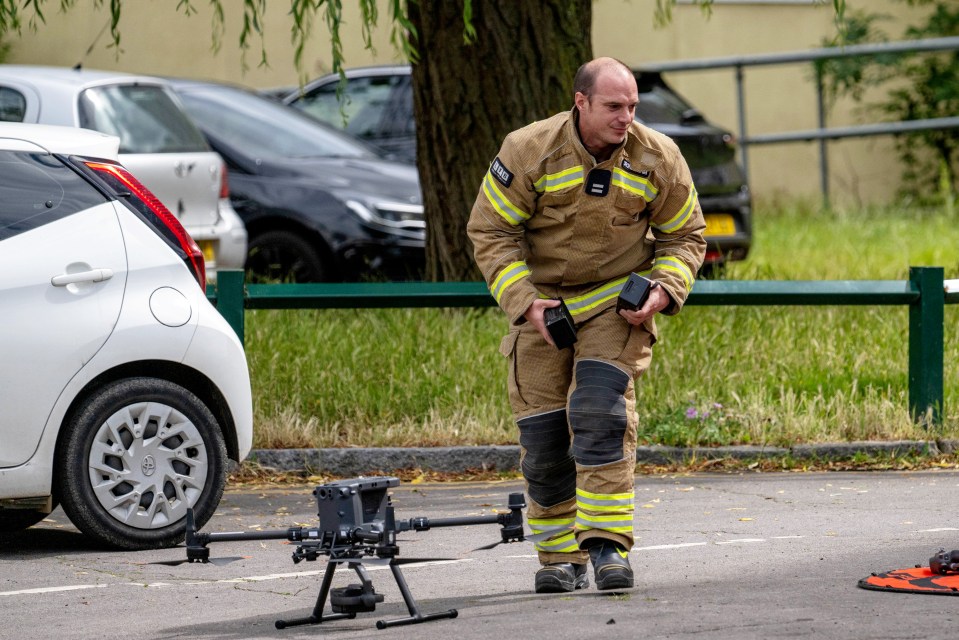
[616,273,653,313]
[544,300,577,350]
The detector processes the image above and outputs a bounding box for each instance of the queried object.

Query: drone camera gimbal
[177,476,528,630]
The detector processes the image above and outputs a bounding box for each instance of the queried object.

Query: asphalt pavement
[3,470,959,639]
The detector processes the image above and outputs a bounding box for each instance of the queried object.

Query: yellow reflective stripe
[483,172,530,225]
[577,501,635,513]
[612,167,659,201]
[575,512,634,534]
[529,517,577,552]
[533,166,584,193]
[563,269,653,316]
[564,277,626,315]
[576,487,634,502]
[534,531,579,553]
[490,261,531,303]
[529,523,574,535]
[653,256,694,292]
[653,185,698,233]
[576,488,635,512]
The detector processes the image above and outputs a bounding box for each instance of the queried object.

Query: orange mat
[859,566,959,595]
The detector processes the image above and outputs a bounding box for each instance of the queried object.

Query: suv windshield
[177,85,374,161]
[635,85,698,125]
[78,84,209,154]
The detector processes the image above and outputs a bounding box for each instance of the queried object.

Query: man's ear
[573,91,588,112]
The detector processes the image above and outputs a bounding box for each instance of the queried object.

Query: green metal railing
[209,266,956,426]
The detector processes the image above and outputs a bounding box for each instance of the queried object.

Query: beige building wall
[596,0,926,207]
[4,0,933,205]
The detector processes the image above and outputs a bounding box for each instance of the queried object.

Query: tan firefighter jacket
[467,108,707,329]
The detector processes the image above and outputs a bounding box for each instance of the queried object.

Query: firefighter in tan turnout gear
[467,57,706,593]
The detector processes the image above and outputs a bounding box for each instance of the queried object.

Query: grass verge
[245,201,959,450]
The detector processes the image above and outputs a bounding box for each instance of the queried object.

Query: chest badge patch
[585,168,611,197]
[490,157,514,188]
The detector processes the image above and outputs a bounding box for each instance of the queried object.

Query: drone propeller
[472,527,553,552]
[472,539,510,551]
[391,556,462,566]
[329,555,461,567]
[144,555,251,567]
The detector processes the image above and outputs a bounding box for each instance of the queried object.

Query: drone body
[171,476,528,630]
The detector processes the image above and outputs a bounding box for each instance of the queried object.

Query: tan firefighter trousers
[499,306,654,565]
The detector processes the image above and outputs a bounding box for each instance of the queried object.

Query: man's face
[574,70,638,152]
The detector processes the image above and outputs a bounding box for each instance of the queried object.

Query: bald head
[572,57,638,161]
[572,57,634,99]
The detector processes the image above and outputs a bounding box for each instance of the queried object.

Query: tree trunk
[408,0,592,281]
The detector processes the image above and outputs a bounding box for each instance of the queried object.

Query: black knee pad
[517,409,575,507]
[568,360,630,466]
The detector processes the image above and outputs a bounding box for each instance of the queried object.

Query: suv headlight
[346,199,425,240]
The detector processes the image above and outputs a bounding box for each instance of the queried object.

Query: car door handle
[51,268,114,286]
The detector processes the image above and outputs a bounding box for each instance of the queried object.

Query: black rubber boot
[587,541,634,591]
[534,562,589,593]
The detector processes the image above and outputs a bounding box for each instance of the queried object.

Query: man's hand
[618,283,669,326]
[524,298,562,346]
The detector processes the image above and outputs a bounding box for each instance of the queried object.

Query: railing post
[815,62,830,209]
[215,270,246,345]
[908,266,944,426]
[735,63,749,184]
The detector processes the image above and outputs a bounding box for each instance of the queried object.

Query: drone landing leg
[274,558,355,629]
[374,561,458,630]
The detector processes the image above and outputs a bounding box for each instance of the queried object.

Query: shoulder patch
[621,158,651,178]
[490,157,514,188]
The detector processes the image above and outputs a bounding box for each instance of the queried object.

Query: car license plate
[199,240,215,263]
[704,213,736,237]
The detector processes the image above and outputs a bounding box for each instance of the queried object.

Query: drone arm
[407,514,501,530]
[396,493,527,544]
[196,528,308,544]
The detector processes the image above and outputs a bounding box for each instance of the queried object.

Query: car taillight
[219,161,230,199]
[83,160,206,286]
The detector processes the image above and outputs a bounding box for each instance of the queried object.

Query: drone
[162,476,530,630]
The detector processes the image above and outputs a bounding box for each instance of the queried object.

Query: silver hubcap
[88,401,208,530]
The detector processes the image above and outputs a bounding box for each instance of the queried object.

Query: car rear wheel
[56,378,227,550]
[246,229,329,282]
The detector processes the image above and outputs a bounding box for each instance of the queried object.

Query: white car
[0,123,253,550]
[0,65,247,278]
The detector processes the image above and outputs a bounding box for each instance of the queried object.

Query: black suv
[282,65,752,271]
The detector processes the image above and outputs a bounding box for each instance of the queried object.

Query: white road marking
[0,584,109,596]
[636,542,708,551]
[506,536,805,559]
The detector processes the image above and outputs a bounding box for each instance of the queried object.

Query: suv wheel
[246,230,329,282]
[56,378,227,550]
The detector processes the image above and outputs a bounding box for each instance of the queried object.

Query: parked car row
[0,65,426,284]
